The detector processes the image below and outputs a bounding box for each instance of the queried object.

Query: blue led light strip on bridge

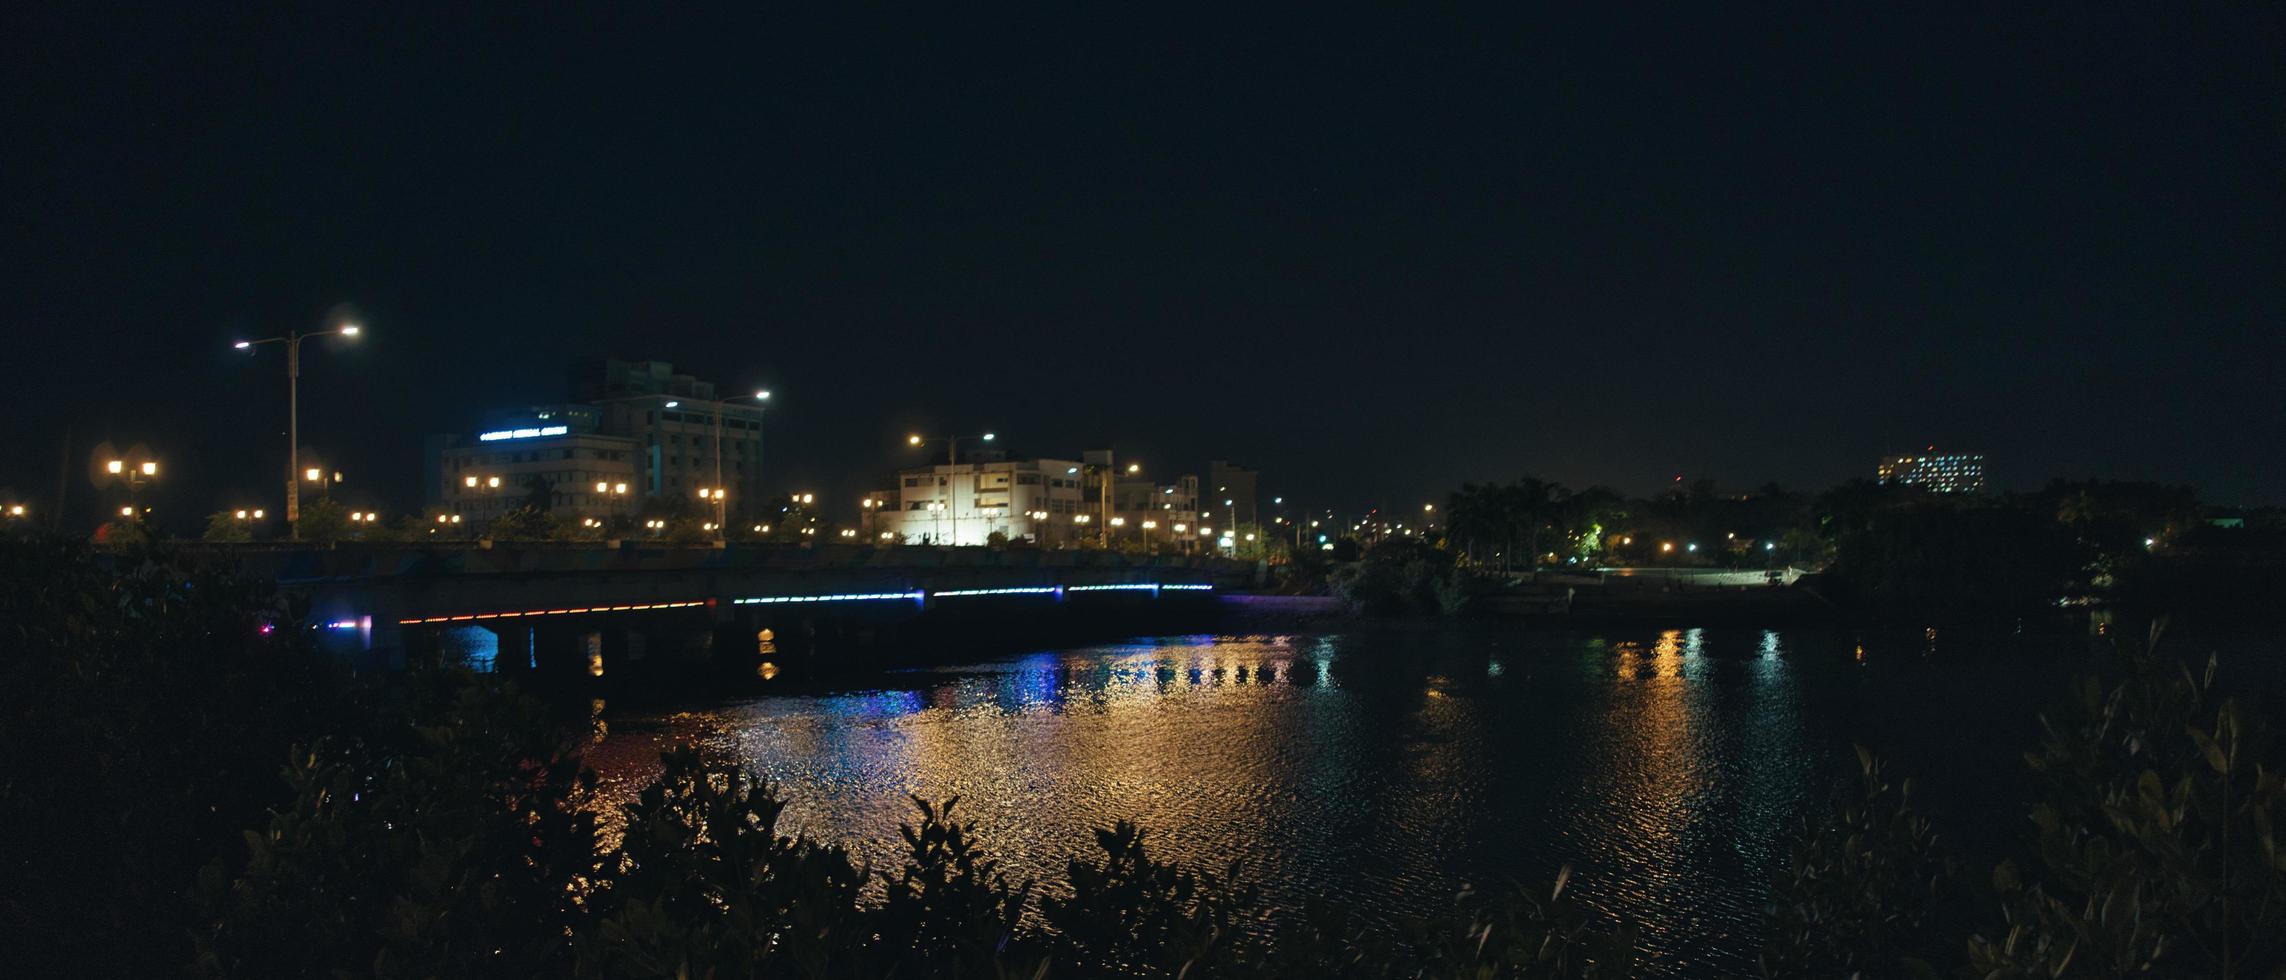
[934,586,1062,597]
[395,584,1214,625]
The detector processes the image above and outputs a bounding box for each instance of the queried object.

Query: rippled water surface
[586,626,2125,976]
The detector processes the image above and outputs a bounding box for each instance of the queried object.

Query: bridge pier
[531,624,603,682]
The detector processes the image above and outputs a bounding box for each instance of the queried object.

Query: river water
[584,624,2170,976]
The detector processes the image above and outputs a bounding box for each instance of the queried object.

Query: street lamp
[233,318,362,540]
[303,467,344,499]
[906,431,995,466]
[105,457,160,514]
[690,389,771,536]
[595,480,630,527]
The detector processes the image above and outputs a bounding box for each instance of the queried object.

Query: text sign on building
[477,425,570,442]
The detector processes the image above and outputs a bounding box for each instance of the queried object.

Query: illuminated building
[1876,449,1986,494]
[1113,473,1200,543]
[431,359,766,522]
[437,405,640,522]
[864,455,1088,546]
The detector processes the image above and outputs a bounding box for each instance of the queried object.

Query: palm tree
[1501,477,1567,574]
[1445,482,1502,567]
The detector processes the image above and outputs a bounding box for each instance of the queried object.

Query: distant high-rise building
[1877,449,1985,493]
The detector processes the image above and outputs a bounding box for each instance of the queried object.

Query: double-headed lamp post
[234,321,361,540]
[595,481,630,527]
[106,458,159,516]
[907,431,994,466]
[667,388,769,537]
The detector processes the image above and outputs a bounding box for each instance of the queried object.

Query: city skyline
[5,6,2281,524]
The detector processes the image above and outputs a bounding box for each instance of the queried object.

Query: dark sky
[6,4,2282,528]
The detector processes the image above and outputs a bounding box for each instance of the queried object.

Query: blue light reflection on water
[587,627,2106,977]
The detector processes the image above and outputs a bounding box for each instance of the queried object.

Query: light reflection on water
[584,627,2083,977]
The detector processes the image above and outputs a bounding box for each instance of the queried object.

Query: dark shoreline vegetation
[1297,477,2285,629]
[7,535,2286,977]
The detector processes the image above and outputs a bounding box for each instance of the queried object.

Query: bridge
[214,543,1257,677]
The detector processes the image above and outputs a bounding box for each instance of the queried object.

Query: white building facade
[862,458,1092,546]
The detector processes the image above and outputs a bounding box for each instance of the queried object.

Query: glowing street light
[232,317,362,539]
[906,431,997,466]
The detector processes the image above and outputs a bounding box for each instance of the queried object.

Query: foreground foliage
[7,534,2285,977]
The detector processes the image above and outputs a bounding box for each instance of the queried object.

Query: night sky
[6,5,2282,528]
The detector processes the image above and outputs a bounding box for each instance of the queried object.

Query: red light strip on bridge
[398,600,706,626]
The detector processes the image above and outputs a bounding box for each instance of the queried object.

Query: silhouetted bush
[1823,499,2082,622]
[1759,747,1955,977]
[1330,538,1485,615]
[0,534,360,977]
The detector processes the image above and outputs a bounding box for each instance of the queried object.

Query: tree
[1557,486,1628,563]
[1823,496,2081,622]
[1502,477,1568,573]
[201,511,253,543]
[296,498,350,544]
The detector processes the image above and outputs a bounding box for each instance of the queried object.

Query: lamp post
[595,480,630,529]
[907,430,994,467]
[906,431,994,545]
[697,486,727,537]
[463,473,502,523]
[234,320,360,540]
[1224,498,1237,557]
[305,467,344,501]
[672,390,770,536]
[105,458,159,517]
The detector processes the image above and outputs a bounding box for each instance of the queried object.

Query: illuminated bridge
[218,543,1254,676]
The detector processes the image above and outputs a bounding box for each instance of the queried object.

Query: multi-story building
[858,454,1212,549]
[1113,473,1201,548]
[861,455,1088,546]
[433,359,771,523]
[1877,449,1986,494]
[437,406,641,523]
[1207,459,1258,529]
